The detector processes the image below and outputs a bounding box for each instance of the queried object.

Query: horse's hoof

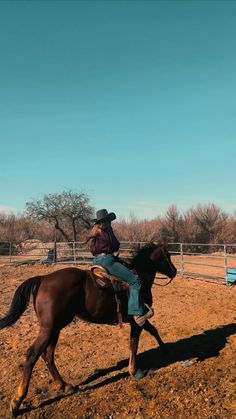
[57,382,76,395]
[10,399,19,418]
[64,384,77,395]
[130,368,146,379]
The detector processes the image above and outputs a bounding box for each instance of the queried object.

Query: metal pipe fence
[0,240,236,285]
[168,242,236,285]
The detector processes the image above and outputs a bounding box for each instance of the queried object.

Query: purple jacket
[90,226,120,256]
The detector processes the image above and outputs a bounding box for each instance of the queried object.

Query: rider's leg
[93,254,149,317]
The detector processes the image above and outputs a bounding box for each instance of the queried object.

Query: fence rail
[0,240,236,285]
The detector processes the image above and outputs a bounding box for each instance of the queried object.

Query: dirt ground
[0,263,235,419]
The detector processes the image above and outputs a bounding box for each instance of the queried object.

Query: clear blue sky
[1,0,236,219]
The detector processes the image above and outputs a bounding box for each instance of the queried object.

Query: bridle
[153,248,176,287]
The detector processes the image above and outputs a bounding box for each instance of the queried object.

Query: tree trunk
[72,219,77,242]
[54,221,70,242]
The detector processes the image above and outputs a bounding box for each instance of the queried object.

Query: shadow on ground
[80,322,236,389]
[16,322,236,416]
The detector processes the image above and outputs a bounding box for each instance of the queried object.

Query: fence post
[224,244,227,285]
[180,243,184,276]
[73,241,76,263]
[9,241,12,264]
[53,240,57,263]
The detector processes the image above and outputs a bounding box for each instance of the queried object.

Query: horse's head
[149,243,177,279]
[131,242,177,280]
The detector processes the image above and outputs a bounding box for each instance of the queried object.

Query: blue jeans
[93,254,145,316]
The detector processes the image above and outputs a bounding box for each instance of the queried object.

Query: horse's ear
[155,239,165,247]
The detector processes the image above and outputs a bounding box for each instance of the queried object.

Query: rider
[87,209,154,327]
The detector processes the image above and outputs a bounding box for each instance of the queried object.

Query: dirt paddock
[0,263,235,419]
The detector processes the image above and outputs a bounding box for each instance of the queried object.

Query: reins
[153,277,174,287]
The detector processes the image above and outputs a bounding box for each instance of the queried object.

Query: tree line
[0,190,236,245]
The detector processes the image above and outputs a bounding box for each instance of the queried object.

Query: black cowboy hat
[93,209,116,224]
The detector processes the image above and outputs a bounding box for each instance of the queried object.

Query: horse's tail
[0,276,42,329]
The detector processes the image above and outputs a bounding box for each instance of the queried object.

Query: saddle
[89,265,129,326]
[90,265,129,290]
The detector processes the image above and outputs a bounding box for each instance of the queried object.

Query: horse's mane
[130,241,164,269]
[132,242,155,257]
[132,241,164,257]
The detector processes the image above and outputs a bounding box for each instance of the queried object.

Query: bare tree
[115,213,162,242]
[181,209,198,243]
[159,205,183,242]
[1,199,235,246]
[25,190,94,241]
[213,212,236,244]
[0,214,64,244]
[191,203,228,243]
[0,213,20,242]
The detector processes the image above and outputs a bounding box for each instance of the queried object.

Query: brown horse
[0,242,177,417]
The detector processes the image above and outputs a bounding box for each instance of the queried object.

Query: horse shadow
[79,322,236,389]
[138,321,236,370]
[18,322,236,415]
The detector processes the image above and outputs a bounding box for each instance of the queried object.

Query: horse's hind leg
[41,330,76,394]
[10,327,52,417]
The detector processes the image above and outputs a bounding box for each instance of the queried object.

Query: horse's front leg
[128,320,143,377]
[143,320,168,354]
